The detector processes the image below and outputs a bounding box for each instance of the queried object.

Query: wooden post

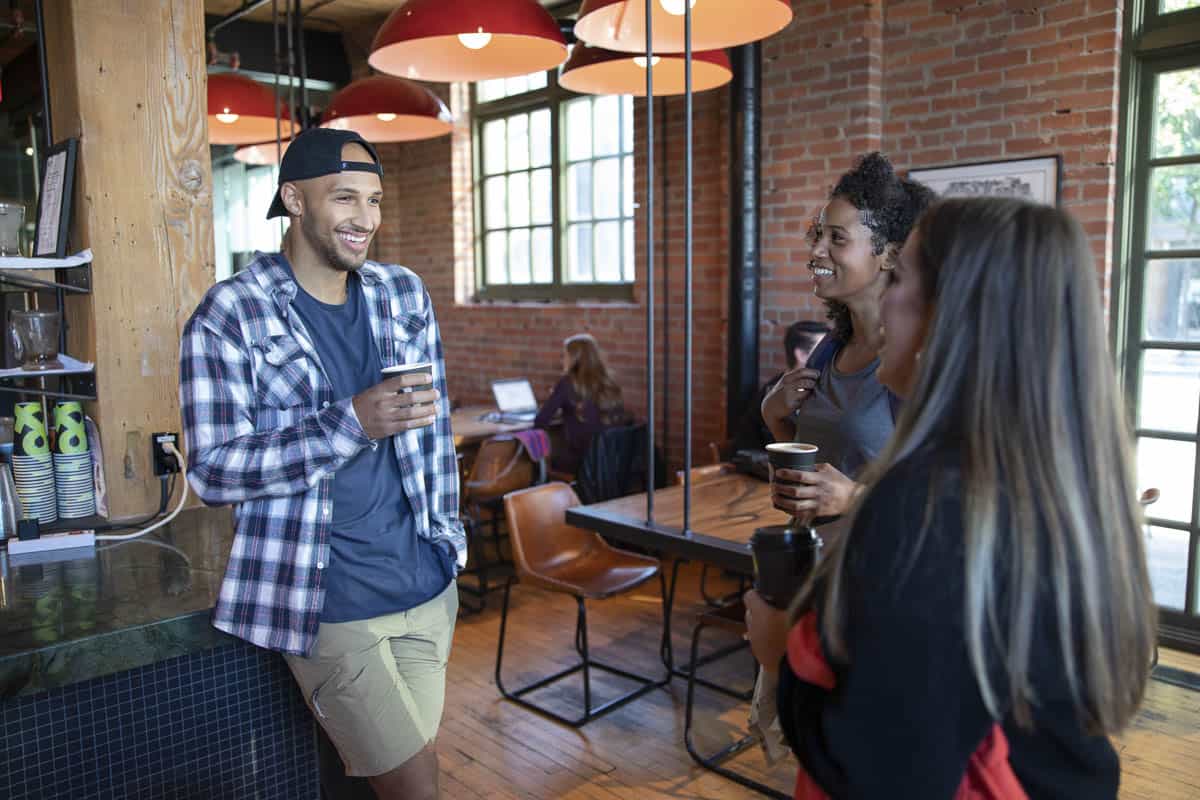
[41,0,214,518]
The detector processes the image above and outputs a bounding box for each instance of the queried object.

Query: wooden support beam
[41,0,214,517]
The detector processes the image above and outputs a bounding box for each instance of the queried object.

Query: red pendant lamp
[207,72,289,145]
[320,75,453,142]
[559,44,731,96]
[368,0,568,83]
[575,0,793,53]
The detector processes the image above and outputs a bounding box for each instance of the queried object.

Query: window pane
[530,108,551,168]
[531,169,552,225]
[1160,0,1200,12]
[567,224,593,282]
[594,158,621,219]
[507,113,530,172]
[594,221,621,282]
[623,156,635,217]
[484,177,507,230]
[1153,68,1200,158]
[509,228,531,284]
[622,95,635,153]
[483,119,506,175]
[505,75,530,97]
[1143,259,1200,341]
[1147,165,1200,251]
[477,79,507,103]
[1136,437,1196,524]
[594,96,621,157]
[1139,350,1200,433]
[623,220,635,282]
[566,98,593,161]
[567,162,593,221]
[1146,526,1190,610]
[485,231,508,285]
[508,172,530,228]
[532,227,553,283]
[527,71,548,91]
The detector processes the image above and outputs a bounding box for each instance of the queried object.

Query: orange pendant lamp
[368,0,567,83]
[575,0,793,53]
[320,75,453,142]
[559,44,731,96]
[207,72,290,145]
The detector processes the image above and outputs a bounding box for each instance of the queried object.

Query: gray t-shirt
[791,356,894,477]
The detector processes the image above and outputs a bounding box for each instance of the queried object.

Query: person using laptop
[534,333,627,476]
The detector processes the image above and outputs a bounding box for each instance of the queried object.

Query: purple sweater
[534,376,624,475]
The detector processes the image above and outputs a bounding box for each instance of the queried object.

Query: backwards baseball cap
[266,127,384,219]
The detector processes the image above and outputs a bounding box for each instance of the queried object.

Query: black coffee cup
[750,523,821,609]
[382,362,434,393]
[766,442,817,488]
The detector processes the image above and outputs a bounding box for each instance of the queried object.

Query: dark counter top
[0,505,237,698]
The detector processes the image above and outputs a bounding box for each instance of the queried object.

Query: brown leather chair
[459,436,542,613]
[496,481,670,727]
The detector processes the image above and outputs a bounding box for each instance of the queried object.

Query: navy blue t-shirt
[287,266,452,623]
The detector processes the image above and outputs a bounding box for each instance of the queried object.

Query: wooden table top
[451,405,533,447]
[566,473,795,574]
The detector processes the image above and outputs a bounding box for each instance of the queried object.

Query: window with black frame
[473,69,635,301]
[1118,0,1200,648]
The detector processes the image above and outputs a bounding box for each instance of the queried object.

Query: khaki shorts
[284,581,458,777]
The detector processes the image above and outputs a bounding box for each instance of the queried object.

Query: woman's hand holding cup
[772,462,858,521]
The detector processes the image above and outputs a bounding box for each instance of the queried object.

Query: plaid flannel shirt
[179,253,466,656]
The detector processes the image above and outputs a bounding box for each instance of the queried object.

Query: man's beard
[301,213,368,273]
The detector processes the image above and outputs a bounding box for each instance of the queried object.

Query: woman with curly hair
[762,152,935,518]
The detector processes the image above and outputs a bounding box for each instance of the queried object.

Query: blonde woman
[745,198,1156,798]
[534,334,626,475]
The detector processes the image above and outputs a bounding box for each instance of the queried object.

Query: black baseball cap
[266,127,384,219]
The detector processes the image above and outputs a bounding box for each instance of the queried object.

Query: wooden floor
[442,561,1200,799]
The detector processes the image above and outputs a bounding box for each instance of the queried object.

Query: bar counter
[0,506,319,800]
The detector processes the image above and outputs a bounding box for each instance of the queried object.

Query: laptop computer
[488,378,538,424]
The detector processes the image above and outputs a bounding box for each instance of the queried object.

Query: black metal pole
[644,0,655,524]
[296,0,309,129]
[35,0,52,148]
[727,44,761,436]
[683,1,693,534]
[273,0,282,165]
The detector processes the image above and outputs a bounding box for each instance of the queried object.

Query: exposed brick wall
[881,0,1122,302]
[371,0,1123,461]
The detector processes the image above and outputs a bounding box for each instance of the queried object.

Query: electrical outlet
[152,432,181,476]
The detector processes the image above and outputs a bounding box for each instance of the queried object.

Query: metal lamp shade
[575,0,793,53]
[320,76,453,142]
[369,0,568,83]
[558,44,732,96]
[207,72,289,146]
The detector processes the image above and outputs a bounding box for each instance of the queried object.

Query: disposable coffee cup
[750,523,821,609]
[766,442,818,488]
[382,362,434,393]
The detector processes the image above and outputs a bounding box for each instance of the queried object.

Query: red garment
[786,611,1028,800]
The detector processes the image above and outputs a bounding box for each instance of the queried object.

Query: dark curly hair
[818,152,937,340]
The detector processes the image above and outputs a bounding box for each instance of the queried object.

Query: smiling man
[179,128,465,800]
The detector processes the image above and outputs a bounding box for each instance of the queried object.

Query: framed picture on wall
[33,138,78,258]
[907,155,1061,206]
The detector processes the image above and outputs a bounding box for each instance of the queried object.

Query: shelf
[0,250,93,294]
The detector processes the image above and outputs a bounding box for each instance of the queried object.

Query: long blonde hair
[796,197,1156,733]
[564,334,623,420]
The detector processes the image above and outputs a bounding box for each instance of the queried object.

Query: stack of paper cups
[53,401,95,519]
[12,401,56,524]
